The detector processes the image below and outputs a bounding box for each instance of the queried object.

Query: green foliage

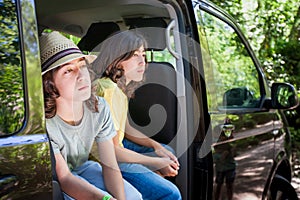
[275,39,300,87]
[0,0,20,65]
[289,127,300,153]
[210,0,300,137]
[0,64,24,133]
[210,0,300,89]
[0,0,24,134]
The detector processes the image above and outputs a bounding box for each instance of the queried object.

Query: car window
[146,48,176,65]
[0,0,25,136]
[194,4,261,112]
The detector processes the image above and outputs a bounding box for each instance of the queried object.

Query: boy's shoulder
[95,95,107,105]
[93,77,118,97]
[94,77,116,89]
[95,95,111,111]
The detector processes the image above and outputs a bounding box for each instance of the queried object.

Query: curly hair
[43,61,98,119]
[92,30,148,98]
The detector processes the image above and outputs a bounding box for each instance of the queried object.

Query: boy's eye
[133,52,146,57]
[64,68,73,74]
[80,64,88,69]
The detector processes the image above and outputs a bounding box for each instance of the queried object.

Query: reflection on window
[0,0,24,136]
[196,8,261,111]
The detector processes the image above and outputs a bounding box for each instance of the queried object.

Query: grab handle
[165,20,180,59]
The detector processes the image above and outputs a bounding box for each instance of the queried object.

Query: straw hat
[39,31,96,75]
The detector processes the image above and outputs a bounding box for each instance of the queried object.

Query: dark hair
[92,30,148,98]
[43,60,98,119]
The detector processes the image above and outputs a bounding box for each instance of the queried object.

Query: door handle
[0,174,18,197]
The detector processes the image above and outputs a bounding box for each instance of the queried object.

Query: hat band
[42,48,83,72]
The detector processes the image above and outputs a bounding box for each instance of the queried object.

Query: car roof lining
[78,17,168,52]
[35,0,170,37]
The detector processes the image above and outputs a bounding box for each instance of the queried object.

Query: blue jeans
[121,139,182,200]
[63,160,142,200]
[123,138,175,156]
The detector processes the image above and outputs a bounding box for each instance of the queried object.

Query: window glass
[0,0,24,136]
[195,6,261,112]
[146,49,176,66]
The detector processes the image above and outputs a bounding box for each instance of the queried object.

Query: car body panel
[0,0,52,199]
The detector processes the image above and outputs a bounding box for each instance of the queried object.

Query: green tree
[210,0,300,171]
[210,0,300,88]
[0,0,24,134]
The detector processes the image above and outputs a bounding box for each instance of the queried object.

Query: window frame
[194,1,269,114]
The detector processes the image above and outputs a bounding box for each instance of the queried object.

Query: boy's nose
[139,56,146,65]
[76,65,85,79]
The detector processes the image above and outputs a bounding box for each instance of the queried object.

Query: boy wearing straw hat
[39,31,142,200]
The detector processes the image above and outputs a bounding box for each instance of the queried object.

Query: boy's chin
[75,93,91,102]
[135,77,144,82]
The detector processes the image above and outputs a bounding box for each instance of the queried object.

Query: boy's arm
[125,119,179,165]
[114,142,179,177]
[97,139,125,200]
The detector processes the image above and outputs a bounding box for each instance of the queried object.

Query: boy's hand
[155,147,180,167]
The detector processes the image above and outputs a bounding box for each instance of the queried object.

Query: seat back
[126,18,178,145]
[128,62,177,145]
[78,22,120,52]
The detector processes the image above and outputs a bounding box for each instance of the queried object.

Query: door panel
[0,0,52,199]
[210,112,276,199]
[0,137,52,199]
[193,2,278,199]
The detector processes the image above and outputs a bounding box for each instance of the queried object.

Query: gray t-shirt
[46,97,116,171]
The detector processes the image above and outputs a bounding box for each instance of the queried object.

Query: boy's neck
[61,117,83,126]
[56,100,84,126]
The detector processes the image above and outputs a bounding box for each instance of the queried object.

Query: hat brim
[42,53,97,75]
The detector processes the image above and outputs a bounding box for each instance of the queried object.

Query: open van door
[193,1,298,199]
[0,0,53,199]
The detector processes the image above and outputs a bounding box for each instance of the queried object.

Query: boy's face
[121,45,146,85]
[53,57,91,103]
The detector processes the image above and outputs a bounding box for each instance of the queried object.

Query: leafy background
[0,0,24,134]
[209,0,300,189]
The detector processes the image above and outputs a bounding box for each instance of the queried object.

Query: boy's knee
[124,180,143,200]
[166,185,182,200]
[126,190,142,200]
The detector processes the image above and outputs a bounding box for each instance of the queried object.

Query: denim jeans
[123,138,175,156]
[121,139,182,200]
[63,160,142,200]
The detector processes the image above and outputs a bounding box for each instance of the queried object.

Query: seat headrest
[125,18,167,51]
[78,22,120,51]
